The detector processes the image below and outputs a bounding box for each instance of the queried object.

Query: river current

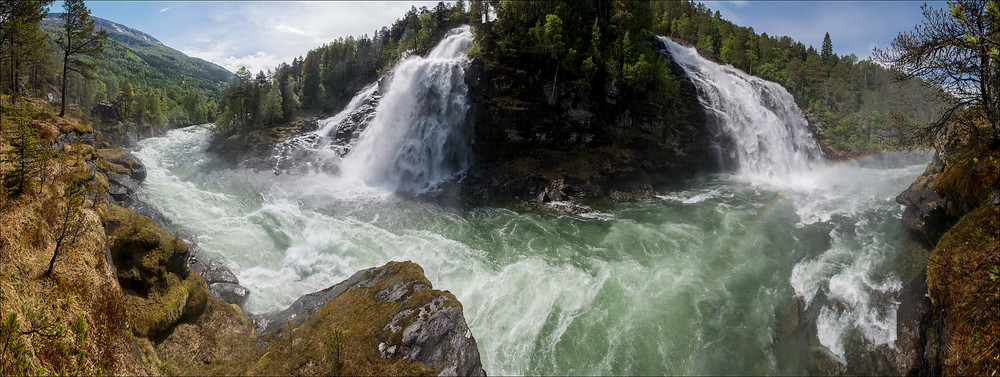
[134,125,927,375]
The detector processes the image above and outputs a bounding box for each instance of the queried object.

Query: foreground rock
[249,261,485,376]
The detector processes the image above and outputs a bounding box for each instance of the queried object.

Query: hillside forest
[213,0,945,158]
[1,0,231,137]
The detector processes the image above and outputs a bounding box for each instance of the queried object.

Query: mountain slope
[41,13,231,127]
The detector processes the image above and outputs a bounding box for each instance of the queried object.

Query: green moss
[63,169,95,186]
[103,205,189,296]
[96,159,131,175]
[127,281,189,338]
[59,121,93,135]
[927,204,1000,376]
[96,148,134,166]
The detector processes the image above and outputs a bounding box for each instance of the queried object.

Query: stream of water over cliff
[133,29,929,375]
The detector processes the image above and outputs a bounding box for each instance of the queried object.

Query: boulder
[108,174,141,202]
[250,261,485,376]
[896,154,954,245]
[209,282,250,306]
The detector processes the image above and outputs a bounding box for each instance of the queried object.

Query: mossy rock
[104,205,190,296]
[127,278,189,338]
[180,273,209,321]
[249,261,484,376]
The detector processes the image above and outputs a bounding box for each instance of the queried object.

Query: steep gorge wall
[461,38,714,203]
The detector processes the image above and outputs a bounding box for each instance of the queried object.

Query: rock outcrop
[250,261,485,376]
[895,153,954,245]
[460,38,714,203]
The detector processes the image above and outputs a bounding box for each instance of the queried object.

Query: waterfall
[342,25,474,194]
[657,36,824,178]
[268,83,378,174]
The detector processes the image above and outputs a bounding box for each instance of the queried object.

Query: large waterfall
[130,26,929,375]
[341,26,474,194]
[657,36,824,178]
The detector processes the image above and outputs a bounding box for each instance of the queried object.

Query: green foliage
[530,14,565,61]
[40,17,228,129]
[212,2,469,140]
[56,0,108,117]
[1,117,50,196]
[324,329,349,376]
[0,313,32,375]
[0,0,55,102]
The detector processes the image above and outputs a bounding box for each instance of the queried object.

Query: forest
[214,0,946,157]
[1,0,230,134]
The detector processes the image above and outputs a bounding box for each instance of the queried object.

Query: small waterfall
[342,25,474,194]
[657,36,824,178]
[313,83,380,139]
[269,83,379,174]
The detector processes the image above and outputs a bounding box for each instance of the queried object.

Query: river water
[134,125,927,375]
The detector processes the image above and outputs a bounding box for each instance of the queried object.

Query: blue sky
[49,1,947,74]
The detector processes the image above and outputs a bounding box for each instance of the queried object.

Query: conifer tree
[876,0,1000,146]
[821,32,834,62]
[45,183,86,277]
[1,121,48,195]
[56,0,107,117]
[1,0,53,103]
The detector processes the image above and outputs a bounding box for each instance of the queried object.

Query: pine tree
[56,0,108,117]
[1,121,49,195]
[821,32,834,62]
[1,0,53,103]
[45,183,86,277]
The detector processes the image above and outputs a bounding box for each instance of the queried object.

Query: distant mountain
[44,13,164,45]
[41,14,231,126]
[43,14,232,86]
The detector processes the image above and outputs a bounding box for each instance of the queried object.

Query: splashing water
[341,26,474,194]
[135,124,929,374]
[657,36,825,181]
[132,27,929,375]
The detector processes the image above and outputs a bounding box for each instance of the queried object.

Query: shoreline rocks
[895,153,955,246]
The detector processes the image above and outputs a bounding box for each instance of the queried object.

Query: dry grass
[0,102,152,376]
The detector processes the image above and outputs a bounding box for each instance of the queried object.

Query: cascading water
[268,83,379,174]
[341,25,474,194]
[132,26,931,376]
[657,36,824,178]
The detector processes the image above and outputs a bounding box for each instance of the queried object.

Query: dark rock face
[891,272,934,375]
[460,42,714,203]
[190,260,250,306]
[108,174,141,202]
[896,154,955,245]
[97,148,149,205]
[251,261,486,376]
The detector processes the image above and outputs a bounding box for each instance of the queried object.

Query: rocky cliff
[894,121,1000,376]
[460,38,714,203]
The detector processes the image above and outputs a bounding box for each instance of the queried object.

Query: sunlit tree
[875,0,1000,147]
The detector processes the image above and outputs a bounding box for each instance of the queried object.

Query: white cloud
[164,2,440,74]
[158,7,170,13]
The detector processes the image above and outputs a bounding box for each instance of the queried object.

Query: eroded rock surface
[896,154,954,245]
[250,261,485,376]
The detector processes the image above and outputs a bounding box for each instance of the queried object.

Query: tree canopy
[56,0,107,117]
[875,0,999,148]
